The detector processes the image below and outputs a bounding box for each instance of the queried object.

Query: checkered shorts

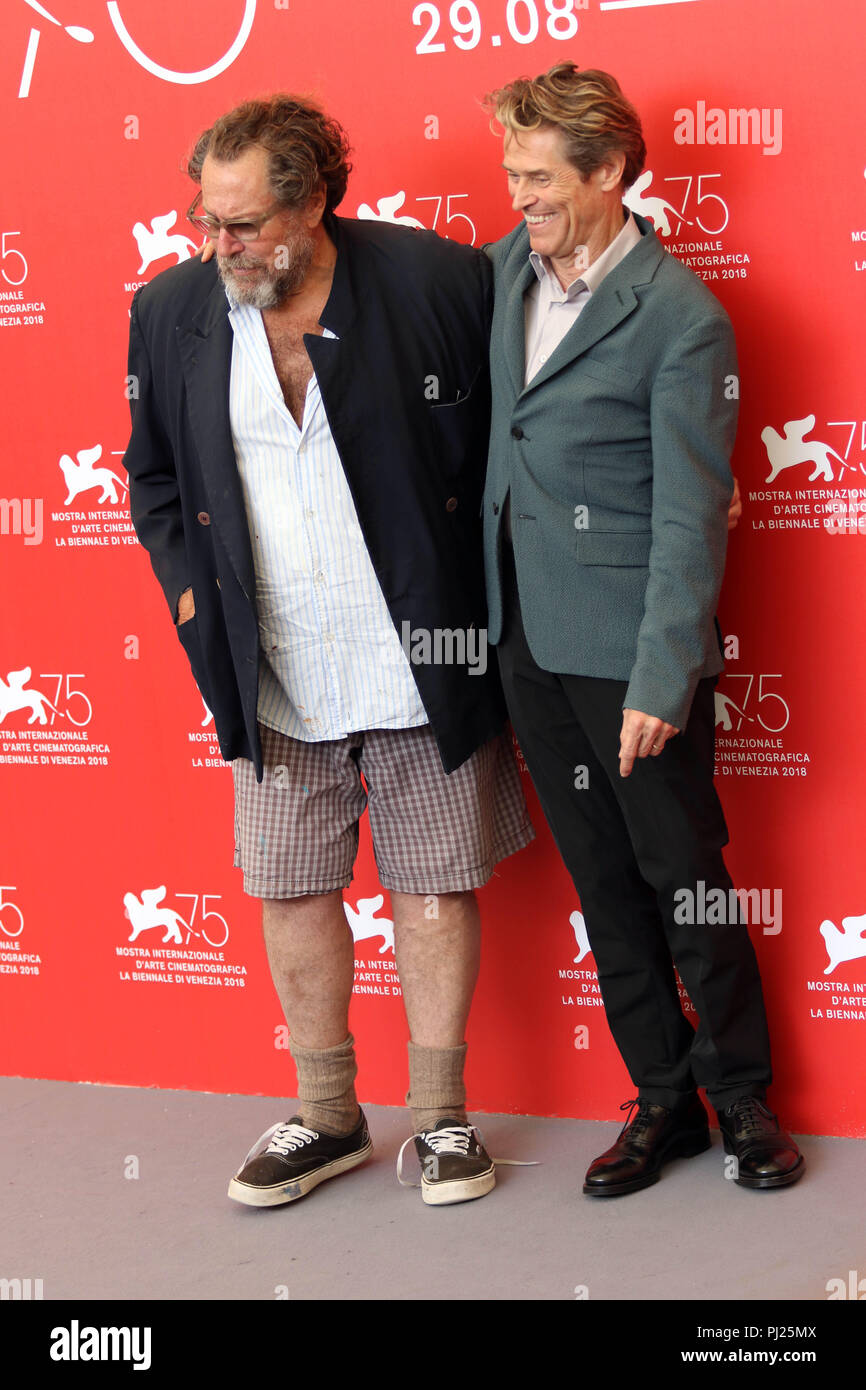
[232,722,534,897]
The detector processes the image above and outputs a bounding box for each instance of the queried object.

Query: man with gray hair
[482,63,803,1194]
[125,95,533,1209]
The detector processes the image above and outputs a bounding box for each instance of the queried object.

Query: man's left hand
[619,709,679,778]
[728,476,742,530]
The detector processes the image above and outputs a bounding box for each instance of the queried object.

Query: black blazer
[124,214,505,777]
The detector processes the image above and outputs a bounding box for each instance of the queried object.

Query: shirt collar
[529,207,642,298]
[224,285,247,315]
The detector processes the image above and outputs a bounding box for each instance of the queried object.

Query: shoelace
[240,1120,320,1169]
[618,1097,658,1142]
[395,1123,539,1188]
[417,1125,474,1157]
[724,1096,771,1138]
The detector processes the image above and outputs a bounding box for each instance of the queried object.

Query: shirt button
[510,426,524,440]
[492,502,500,515]
[197,511,210,525]
[445,497,458,512]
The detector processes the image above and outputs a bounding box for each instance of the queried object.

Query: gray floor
[2,1077,862,1301]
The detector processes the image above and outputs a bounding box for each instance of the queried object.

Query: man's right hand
[200,240,215,265]
[176,587,195,625]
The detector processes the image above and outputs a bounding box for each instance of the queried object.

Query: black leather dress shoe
[583,1094,711,1196]
[716,1096,805,1189]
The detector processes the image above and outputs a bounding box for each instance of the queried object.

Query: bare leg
[227,892,366,1204]
[262,890,354,1048]
[391,889,481,1045]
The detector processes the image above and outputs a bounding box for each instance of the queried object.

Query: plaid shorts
[232,722,534,897]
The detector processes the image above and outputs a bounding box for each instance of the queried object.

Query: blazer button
[445,497,458,512]
[197,511,210,525]
[492,502,500,515]
[510,425,524,440]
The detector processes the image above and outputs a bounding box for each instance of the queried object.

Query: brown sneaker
[399,1119,496,1206]
[228,1111,372,1207]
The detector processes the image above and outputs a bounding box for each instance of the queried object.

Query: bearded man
[124,95,532,1208]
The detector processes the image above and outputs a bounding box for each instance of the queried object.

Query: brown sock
[289,1034,361,1137]
[407,1041,468,1135]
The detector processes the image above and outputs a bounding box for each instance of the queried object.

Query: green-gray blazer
[483,211,738,731]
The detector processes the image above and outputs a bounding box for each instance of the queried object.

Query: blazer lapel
[304,215,367,459]
[522,281,639,394]
[177,279,255,602]
[315,214,359,341]
[502,257,537,399]
[520,215,665,396]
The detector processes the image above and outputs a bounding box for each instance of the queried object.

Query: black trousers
[497,543,772,1110]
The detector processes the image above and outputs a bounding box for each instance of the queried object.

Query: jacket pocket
[575,530,652,567]
[429,367,489,477]
[578,358,644,393]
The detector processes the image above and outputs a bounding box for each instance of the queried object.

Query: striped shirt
[227,298,428,741]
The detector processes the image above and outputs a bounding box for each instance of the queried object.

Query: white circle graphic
[105,0,257,85]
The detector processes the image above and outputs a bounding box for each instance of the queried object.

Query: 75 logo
[0,668,92,727]
[624,170,730,238]
[123,887,229,948]
[357,191,477,244]
[0,885,24,938]
[714,675,790,734]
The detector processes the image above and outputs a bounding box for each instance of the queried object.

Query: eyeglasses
[187,190,285,242]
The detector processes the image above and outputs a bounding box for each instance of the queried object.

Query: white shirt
[227,299,428,741]
[524,208,643,385]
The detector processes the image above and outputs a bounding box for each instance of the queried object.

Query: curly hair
[187,94,352,213]
[484,63,645,189]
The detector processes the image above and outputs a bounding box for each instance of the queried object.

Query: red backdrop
[2,0,864,1137]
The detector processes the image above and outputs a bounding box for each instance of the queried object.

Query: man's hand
[200,239,215,264]
[728,476,742,530]
[176,587,195,625]
[619,708,679,778]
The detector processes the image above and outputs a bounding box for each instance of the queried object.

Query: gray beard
[217,238,315,308]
